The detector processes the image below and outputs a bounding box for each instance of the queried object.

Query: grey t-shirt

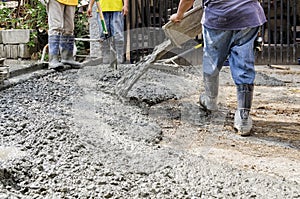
[201,0,267,30]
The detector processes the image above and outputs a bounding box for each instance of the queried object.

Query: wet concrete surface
[0,61,299,198]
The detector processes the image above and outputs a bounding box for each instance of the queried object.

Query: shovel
[95,0,117,69]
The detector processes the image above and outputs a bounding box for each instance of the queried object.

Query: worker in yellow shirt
[47,0,82,70]
[87,0,129,64]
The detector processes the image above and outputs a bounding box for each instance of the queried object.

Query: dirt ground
[112,62,300,183]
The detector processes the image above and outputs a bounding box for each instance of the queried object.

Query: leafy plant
[0,0,48,30]
[27,31,38,48]
[74,8,90,55]
[0,1,90,57]
[0,7,15,29]
[0,0,47,52]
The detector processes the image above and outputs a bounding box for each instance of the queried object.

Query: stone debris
[0,65,299,198]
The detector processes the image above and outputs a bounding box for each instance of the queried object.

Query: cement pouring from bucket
[115,6,203,98]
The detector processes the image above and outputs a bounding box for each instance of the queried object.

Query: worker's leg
[60,5,82,68]
[111,11,125,64]
[47,0,64,70]
[229,27,259,136]
[97,12,112,64]
[200,26,231,111]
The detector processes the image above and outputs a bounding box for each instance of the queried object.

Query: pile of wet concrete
[0,65,299,198]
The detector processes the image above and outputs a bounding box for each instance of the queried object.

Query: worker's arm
[122,0,129,16]
[170,0,194,22]
[87,0,96,17]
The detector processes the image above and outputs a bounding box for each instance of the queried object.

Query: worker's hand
[122,5,128,16]
[87,7,93,17]
[170,13,183,23]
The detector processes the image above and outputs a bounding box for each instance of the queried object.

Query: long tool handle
[166,43,202,63]
[156,43,202,65]
[95,0,108,35]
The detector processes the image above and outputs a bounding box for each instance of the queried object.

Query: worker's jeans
[47,0,75,36]
[202,26,259,85]
[97,11,124,43]
[97,11,125,62]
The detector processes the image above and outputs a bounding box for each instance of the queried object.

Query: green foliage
[27,31,38,48]
[0,1,90,56]
[0,0,48,51]
[74,9,90,55]
[0,6,15,29]
[0,0,48,30]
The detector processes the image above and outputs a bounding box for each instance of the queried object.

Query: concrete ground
[0,58,299,198]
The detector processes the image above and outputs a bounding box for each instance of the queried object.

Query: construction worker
[47,0,82,70]
[87,0,128,64]
[170,0,266,136]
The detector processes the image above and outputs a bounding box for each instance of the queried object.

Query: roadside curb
[0,58,99,91]
[9,62,48,78]
[0,62,53,91]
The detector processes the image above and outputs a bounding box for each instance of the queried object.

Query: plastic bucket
[163,6,203,47]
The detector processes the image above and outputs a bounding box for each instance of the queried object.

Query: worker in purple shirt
[171,0,266,136]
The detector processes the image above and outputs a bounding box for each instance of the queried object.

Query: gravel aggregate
[0,65,299,198]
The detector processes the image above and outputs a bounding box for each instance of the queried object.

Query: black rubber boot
[234,84,254,136]
[48,35,64,71]
[60,35,82,69]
